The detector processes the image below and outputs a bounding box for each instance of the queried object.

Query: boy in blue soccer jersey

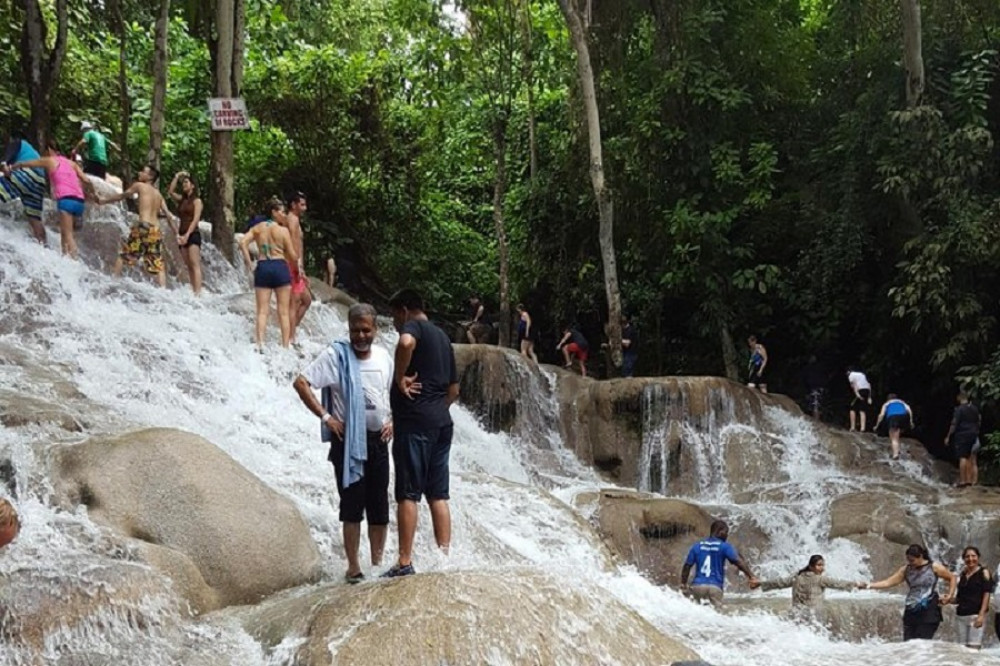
[680,520,758,608]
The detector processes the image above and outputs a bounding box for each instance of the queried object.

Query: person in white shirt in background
[847,367,872,432]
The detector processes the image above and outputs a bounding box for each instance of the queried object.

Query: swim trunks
[254,259,292,289]
[392,424,453,503]
[120,222,164,274]
[887,414,909,431]
[289,262,308,295]
[329,431,390,525]
[565,342,588,362]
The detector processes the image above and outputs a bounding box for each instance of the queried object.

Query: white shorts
[955,614,985,647]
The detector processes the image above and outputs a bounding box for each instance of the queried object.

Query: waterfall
[0,205,995,666]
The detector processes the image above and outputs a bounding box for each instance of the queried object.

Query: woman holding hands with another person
[861,544,957,642]
[757,554,863,621]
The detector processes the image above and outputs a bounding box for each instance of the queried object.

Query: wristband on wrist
[321,412,331,423]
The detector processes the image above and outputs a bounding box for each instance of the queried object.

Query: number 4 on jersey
[700,557,712,578]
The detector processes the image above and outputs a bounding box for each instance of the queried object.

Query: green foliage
[2,0,1000,476]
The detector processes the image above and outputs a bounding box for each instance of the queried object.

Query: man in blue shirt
[681,520,758,607]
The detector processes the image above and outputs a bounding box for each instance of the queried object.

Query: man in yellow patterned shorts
[98,165,175,288]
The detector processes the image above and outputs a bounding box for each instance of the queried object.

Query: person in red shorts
[285,192,312,343]
[557,325,589,377]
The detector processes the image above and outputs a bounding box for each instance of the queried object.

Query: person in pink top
[10,141,94,258]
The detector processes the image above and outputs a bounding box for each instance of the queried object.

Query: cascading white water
[0,205,996,666]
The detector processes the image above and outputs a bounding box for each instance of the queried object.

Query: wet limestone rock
[0,556,183,656]
[828,492,924,547]
[590,489,711,586]
[52,428,322,612]
[231,570,702,665]
[0,389,82,431]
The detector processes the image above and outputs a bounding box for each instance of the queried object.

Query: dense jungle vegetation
[2,1,999,474]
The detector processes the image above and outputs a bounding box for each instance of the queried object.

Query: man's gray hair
[348,303,378,322]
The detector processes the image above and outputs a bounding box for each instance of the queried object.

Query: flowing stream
[0,203,996,666]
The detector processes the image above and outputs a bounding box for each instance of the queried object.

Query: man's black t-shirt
[622,324,638,358]
[569,328,589,350]
[390,319,458,430]
[952,403,980,439]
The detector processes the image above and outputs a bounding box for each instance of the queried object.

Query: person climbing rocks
[73,121,119,180]
[949,546,992,650]
[746,336,767,393]
[0,130,48,243]
[945,392,981,488]
[846,367,872,432]
[680,520,758,608]
[238,198,297,349]
[385,289,459,577]
[100,165,174,287]
[285,192,312,344]
[557,325,589,377]
[293,303,393,584]
[462,295,492,344]
[621,314,639,378]
[10,140,96,259]
[802,356,829,420]
[756,554,863,621]
[873,393,914,461]
[861,544,956,642]
[0,497,20,549]
[167,171,204,295]
[515,303,538,362]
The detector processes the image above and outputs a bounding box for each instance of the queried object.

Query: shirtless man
[99,165,175,288]
[286,192,312,342]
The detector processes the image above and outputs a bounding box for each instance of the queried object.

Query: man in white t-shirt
[847,368,872,432]
[293,303,393,583]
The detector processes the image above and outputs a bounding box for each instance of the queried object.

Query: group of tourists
[293,290,459,581]
[0,125,207,294]
[682,522,997,649]
[747,341,983,478]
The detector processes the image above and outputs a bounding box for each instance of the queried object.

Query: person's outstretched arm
[97,183,138,205]
[759,576,794,592]
[874,403,888,429]
[864,565,906,590]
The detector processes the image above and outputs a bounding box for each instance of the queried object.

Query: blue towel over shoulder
[320,340,367,488]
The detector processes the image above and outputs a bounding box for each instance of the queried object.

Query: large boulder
[588,489,711,586]
[828,492,924,547]
[51,428,322,612]
[231,570,702,665]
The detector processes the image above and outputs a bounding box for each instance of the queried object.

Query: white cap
[80,121,93,131]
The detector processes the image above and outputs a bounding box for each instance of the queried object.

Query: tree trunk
[147,0,171,172]
[720,326,739,382]
[208,0,244,262]
[557,0,624,372]
[900,0,924,108]
[493,118,511,347]
[18,0,68,148]
[112,0,132,183]
[521,2,537,181]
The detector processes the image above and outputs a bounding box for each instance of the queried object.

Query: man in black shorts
[293,303,394,583]
[946,392,981,487]
[384,289,459,577]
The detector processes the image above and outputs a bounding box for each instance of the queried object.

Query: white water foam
[0,209,996,665]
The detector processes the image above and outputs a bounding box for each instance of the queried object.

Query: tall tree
[109,0,132,183]
[208,0,245,261]
[17,0,68,147]
[147,0,171,172]
[556,0,623,371]
[901,0,924,107]
[465,0,525,346]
